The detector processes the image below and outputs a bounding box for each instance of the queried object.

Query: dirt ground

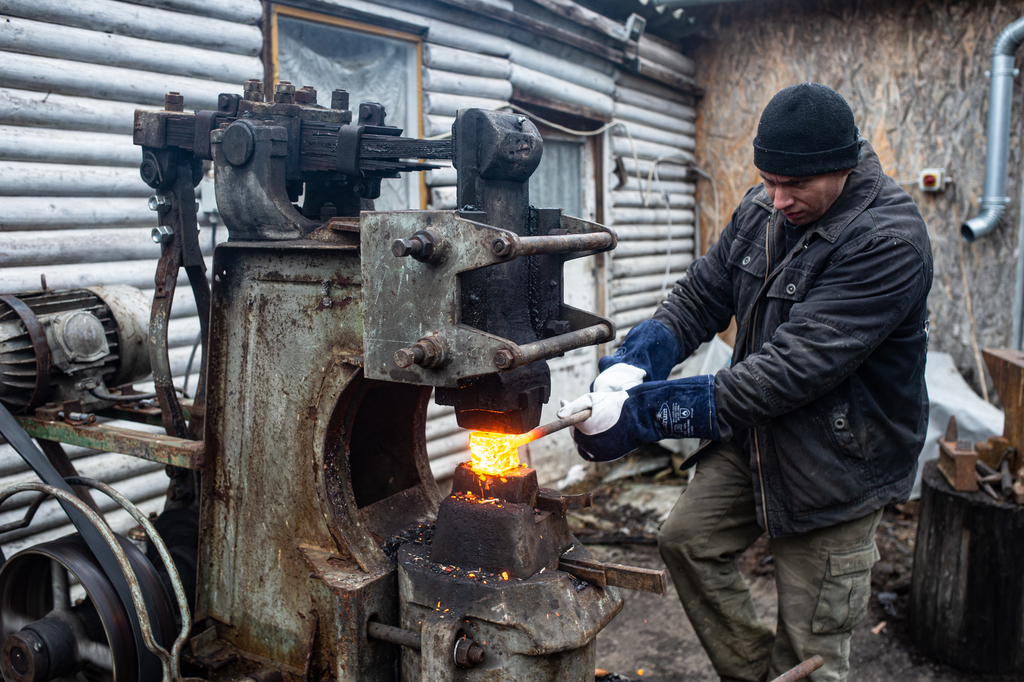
[561,464,1020,682]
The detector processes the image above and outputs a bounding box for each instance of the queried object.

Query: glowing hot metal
[467,408,593,476]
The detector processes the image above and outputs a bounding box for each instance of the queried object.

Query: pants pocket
[811,544,879,635]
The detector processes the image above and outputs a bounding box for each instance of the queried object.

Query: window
[272,6,423,210]
[529,138,585,219]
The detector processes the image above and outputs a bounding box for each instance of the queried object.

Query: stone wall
[687,0,1024,400]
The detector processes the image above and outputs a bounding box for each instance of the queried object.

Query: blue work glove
[592,319,681,393]
[557,375,718,462]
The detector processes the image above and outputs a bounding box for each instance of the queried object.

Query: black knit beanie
[753,83,859,177]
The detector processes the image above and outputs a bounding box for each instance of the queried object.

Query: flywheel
[0,534,175,682]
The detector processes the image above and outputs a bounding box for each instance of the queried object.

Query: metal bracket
[361,210,616,387]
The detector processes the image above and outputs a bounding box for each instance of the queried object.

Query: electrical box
[919,168,948,192]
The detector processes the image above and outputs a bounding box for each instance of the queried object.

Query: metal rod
[515,408,592,447]
[769,655,825,682]
[367,621,422,649]
[495,323,614,370]
[510,232,614,257]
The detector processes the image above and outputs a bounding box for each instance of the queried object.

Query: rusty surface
[16,415,203,469]
[399,542,623,681]
[198,239,439,679]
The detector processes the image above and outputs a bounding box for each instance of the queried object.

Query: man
[558,83,932,681]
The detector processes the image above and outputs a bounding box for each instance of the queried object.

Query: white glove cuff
[592,363,647,393]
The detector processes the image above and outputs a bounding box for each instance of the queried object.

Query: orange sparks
[468,431,525,475]
[501,571,509,581]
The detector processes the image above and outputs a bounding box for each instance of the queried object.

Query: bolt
[493,350,515,370]
[392,238,423,258]
[164,91,184,111]
[454,637,486,667]
[243,79,264,102]
[492,238,512,257]
[394,346,426,368]
[274,81,296,104]
[140,158,160,186]
[148,195,170,211]
[331,89,350,110]
[299,85,317,104]
[152,225,174,244]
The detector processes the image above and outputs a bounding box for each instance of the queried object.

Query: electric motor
[0,286,152,413]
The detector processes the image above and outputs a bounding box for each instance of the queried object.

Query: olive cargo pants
[657,440,882,682]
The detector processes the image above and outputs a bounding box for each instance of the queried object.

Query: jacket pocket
[811,544,879,634]
[766,264,815,302]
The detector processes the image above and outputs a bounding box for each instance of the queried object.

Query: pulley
[0,534,176,682]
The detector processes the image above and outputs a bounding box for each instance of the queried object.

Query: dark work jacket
[653,141,932,537]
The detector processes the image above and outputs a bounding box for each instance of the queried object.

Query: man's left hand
[557,375,720,462]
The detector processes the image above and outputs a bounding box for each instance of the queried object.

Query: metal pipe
[493,322,614,370]
[1014,112,1024,349]
[493,232,615,258]
[962,16,1024,242]
[366,621,422,649]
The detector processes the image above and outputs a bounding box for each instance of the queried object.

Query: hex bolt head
[243,79,264,102]
[274,81,296,104]
[151,225,174,244]
[164,91,184,112]
[148,194,170,212]
[331,89,350,110]
[492,238,512,257]
[493,350,515,369]
[299,85,317,105]
[394,346,426,368]
[392,238,423,258]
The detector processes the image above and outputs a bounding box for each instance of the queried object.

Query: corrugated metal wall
[0,0,263,556]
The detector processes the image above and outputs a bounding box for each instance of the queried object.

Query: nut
[274,81,296,104]
[151,225,174,244]
[331,89,350,110]
[164,91,184,111]
[243,79,264,102]
[492,237,512,257]
[493,349,515,370]
[148,195,170,212]
[298,85,317,105]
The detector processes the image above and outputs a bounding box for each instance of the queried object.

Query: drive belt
[0,402,165,680]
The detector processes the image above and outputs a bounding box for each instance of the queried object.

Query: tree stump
[910,460,1024,674]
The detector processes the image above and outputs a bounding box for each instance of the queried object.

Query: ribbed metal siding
[606,75,698,358]
[0,0,263,553]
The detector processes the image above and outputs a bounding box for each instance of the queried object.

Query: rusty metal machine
[0,79,672,682]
